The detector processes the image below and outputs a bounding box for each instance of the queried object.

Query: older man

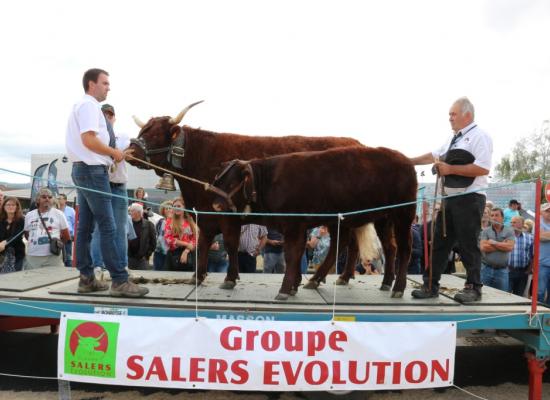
[128,203,156,270]
[480,208,515,292]
[24,188,70,269]
[507,215,533,296]
[409,97,493,302]
[65,68,148,297]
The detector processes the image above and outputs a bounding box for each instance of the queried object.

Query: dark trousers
[423,193,486,290]
[238,251,257,273]
[509,268,528,296]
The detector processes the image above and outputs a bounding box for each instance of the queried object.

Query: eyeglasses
[4,203,16,207]
[40,195,53,199]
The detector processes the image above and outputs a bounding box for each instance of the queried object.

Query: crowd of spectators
[2,186,549,305]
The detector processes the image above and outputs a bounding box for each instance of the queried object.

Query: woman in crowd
[133,187,146,205]
[481,206,491,229]
[153,200,172,270]
[164,197,198,271]
[0,196,26,272]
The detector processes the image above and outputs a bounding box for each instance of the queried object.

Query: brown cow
[127,103,360,289]
[210,146,418,298]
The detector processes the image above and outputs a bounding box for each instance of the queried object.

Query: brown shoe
[110,281,149,298]
[78,275,109,293]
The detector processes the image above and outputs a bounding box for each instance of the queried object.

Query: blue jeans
[481,263,509,292]
[508,268,528,296]
[301,253,308,274]
[208,258,229,273]
[71,163,128,284]
[64,240,73,267]
[90,182,128,268]
[537,265,550,304]
[263,252,285,273]
[153,251,166,271]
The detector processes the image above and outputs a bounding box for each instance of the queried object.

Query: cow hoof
[219,281,236,290]
[380,284,391,291]
[335,277,349,286]
[391,291,404,298]
[275,293,289,301]
[303,280,319,290]
[290,289,297,296]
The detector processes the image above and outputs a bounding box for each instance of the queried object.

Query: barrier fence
[0,165,549,398]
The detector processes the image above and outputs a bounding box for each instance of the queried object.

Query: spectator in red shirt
[164,197,198,271]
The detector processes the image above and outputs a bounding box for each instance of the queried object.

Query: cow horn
[169,100,205,125]
[132,115,146,128]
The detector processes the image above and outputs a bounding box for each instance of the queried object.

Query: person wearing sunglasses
[23,188,70,269]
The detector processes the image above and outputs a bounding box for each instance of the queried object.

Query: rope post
[331,214,343,322]
[531,177,542,317]
[422,198,429,271]
[193,207,199,321]
[72,204,79,269]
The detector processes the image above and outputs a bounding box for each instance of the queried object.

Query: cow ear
[170,125,181,141]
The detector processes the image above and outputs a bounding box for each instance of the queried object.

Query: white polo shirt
[65,94,112,166]
[432,122,493,194]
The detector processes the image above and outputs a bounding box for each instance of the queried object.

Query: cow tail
[354,223,382,265]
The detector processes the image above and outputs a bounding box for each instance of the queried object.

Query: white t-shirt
[109,131,130,184]
[65,94,112,166]
[432,122,493,194]
[24,208,69,256]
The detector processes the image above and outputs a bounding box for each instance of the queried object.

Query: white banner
[58,313,456,391]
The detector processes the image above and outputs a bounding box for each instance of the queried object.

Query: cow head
[210,160,256,213]
[127,101,204,170]
[75,331,105,354]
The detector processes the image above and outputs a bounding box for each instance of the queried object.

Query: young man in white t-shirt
[24,188,70,269]
[65,68,148,297]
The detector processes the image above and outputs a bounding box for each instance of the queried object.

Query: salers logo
[64,320,120,378]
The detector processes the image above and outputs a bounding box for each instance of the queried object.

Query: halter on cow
[130,100,204,168]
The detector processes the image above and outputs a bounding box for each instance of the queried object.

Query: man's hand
[111,148,124,163]
[433,160,452,176]
[0,240,6,252]
[123,148,134,161]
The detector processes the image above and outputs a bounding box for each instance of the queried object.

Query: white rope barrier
[331,214,343,322]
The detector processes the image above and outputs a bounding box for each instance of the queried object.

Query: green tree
[495,120,550,182]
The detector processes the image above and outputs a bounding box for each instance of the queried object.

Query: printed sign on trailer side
[58,313,456,391]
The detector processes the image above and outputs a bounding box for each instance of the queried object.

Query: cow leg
[184,228,214,285]
[276,229,305,300]
[303,237,337,289]
[220,220,241,289]
[378,220,396,291]
[336,235,359,285]
[391,208,415,298]
[304,227,350,289]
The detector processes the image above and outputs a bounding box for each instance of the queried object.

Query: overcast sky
[1,0,549,184]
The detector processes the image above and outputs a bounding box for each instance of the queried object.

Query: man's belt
[485,264,507,269]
